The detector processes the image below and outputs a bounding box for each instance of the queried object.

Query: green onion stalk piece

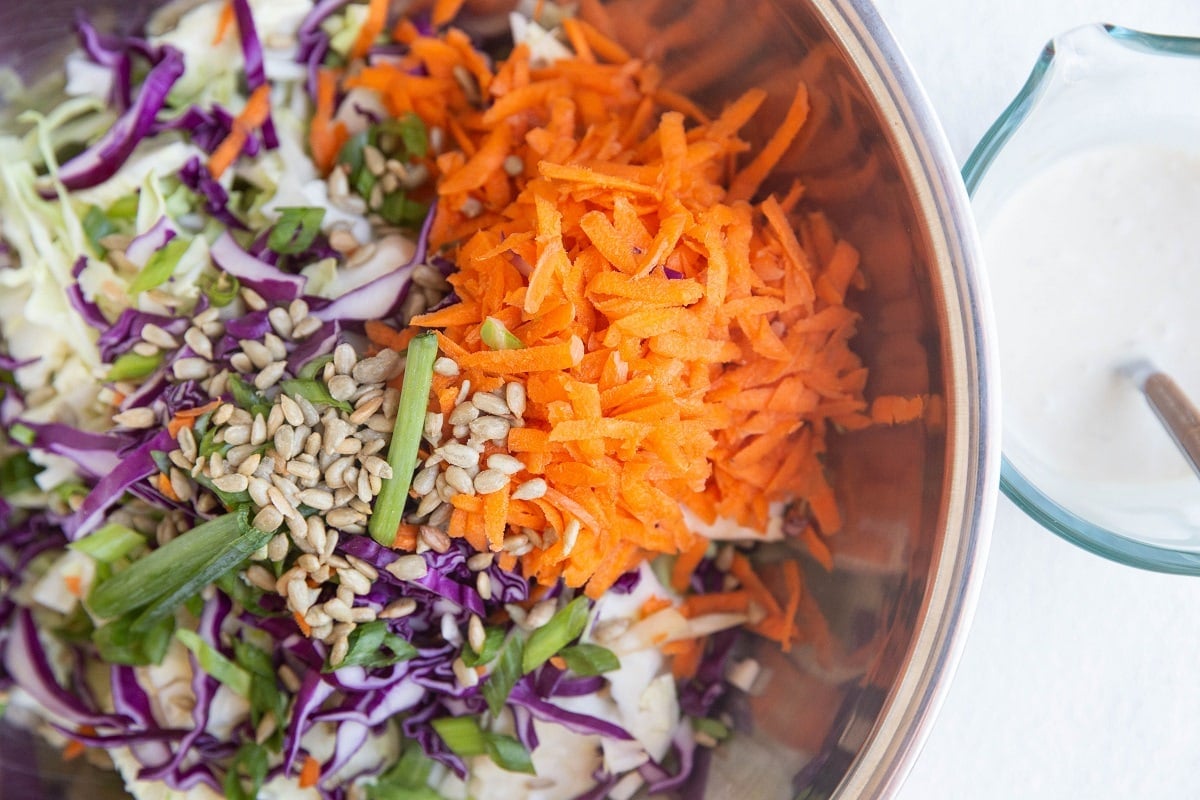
[106,350,164,382]
[69,522,145,563]
[175,628,253,697]
[369,331,438,546]
[480,316,524,350]
[88,508,270,632]
[522,595,591,674]
[268,207,326,255]
[128,236,190,295]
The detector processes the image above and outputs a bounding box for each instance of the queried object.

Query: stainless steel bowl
[0,1,998,797]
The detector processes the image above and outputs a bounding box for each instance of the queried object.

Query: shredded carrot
[208,84,272,179]
[310,69,348,174]
[157,472,181,503]
[681,590,752,618]
[639,595,673,618]
[353,19,876,604]
[431,0,466,27]
[64,573,83,598]
[63,738,87,761]
[350,0,388,61]
[293,610,312,637]
[212,0,235,45]
[393,523,420,551]
[299,754,321,789]
[549,655,568,671]
[669,637,704,680]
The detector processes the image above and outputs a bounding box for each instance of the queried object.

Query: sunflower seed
[400,465,436,503]
[485,453,524,475]
[349,395,383,425]
[562,518,581,557]
[453,657,479,688]
[268,307,294,338]
[444,465,475,495]
[256,361,287,391]
[326,507,362,529]
[329,636,350,667]
[334,343,357,375]
[173,358,211,381]
[253,505,284,533]
[476,571,493,601]
[415,492,443,518]
[448,402,480,426]
[241,339,273,370]
[294,393,320,426]
[230,352,254,374]
[263,333,288,362]
[324,456,354,489]
[338,567,371,595]
[168,449,193,471]
[512,478,547,501]
[293,316,324,339]
[212,473,249,493]
[467,552,494,571]
[169,468,194,502]
[466,620,486,659]
[361,455,392,479]
[469,415,510,441]
[132,342,158,357]
[268,533,290,562]
[439,442,479,469]
[297,488,334,511]
[353,350,403,385]
[323,596,354,623]
[380,598,418,619]
[327,374,357,401]
[419,525,451,554]
[505,382,527,418]
[471,392,510,416]
[502,533,531,554]
[386,554,428,581]
[423,412,444,446]
[176,426,197,461]
[473,469,510,495]
[304,607,332,629]
[212,403,235,426]
[425,355,459,378]
[141,323,178,350]
[241,287,268,311]
[525,599,556,630]
[113,407,156,429]
[245,565,277,592]
[184,327,213,360]
[335,436,363,456]
[307,515,328,554]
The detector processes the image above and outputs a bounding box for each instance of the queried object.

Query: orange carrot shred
[727,83,811,203]
[212,0,236,45]
[64,573,83,598]
[431,0,467,27]
[299,755,321,789]
[209,84,272,179]
[293,610,312,637]
[350,0,389,60]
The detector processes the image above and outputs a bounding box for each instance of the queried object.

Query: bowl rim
[961,22,1200,577]
[819,1,999,797]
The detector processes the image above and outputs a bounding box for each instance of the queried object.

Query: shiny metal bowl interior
[0,0,997,797]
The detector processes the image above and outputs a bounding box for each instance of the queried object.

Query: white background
[866,1,1200,798]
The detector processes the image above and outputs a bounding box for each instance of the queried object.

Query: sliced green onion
[224,741,270,800]
[176,628,253,697]
[482,634,524,716]
[8,422,35,447]
[522,596,590,674]
[280,378,352,414]
[107,194,139,220]
[92,614,174,666]
[378,192,428,227]
[376,113,428,159]
[481,316,524,350]
[128,236,190,295]
[461,625,505,667]
[106,350,164,381]
[367,746,445,800]
[326,619,418,672]
[0,451,42,495]
[88,508,271,632]
[227,374,273,418]
[558,643,620,676]
[83,205,118,256]
[431,716,488,757]
[297,354,334,381]
[484,733,536,775]
[691,716,731,741]
[369,332,438,546]
[200,271,240,307]
[267,207,326,255]
[69,522,145,563]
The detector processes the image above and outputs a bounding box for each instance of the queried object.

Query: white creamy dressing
[985,143,1200,542]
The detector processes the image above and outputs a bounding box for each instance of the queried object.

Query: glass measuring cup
[965,23,1200,572]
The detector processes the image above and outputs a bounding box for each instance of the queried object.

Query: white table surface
[866,1,1200,798]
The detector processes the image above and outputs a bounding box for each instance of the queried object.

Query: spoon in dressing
[1121,359,1200,481]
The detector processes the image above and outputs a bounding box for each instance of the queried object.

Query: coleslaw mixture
[0,1,909,797]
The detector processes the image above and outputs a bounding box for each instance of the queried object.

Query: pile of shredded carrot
[332,14,924,643]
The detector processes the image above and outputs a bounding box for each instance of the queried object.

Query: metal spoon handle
[1139,370,1200,481]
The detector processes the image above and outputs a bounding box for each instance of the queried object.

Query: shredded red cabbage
[209,231,307,301]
